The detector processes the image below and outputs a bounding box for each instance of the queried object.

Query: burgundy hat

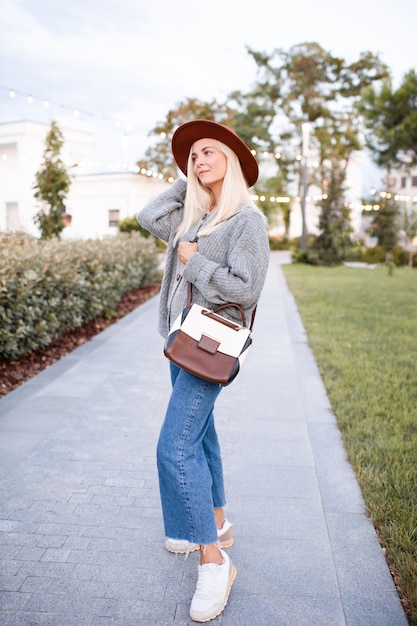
[171,119,259,188]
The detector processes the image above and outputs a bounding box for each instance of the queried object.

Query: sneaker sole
[218,523,233,548]
[165,542,200,554]
[166,525,234,554]
[166,537,233,554]
[190,561,237,622]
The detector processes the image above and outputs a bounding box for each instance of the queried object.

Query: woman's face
[191,138,227,193]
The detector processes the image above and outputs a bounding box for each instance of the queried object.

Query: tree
[136,97,237,181]
[137,96,289,229]
[33,121,73,239]
[255,173,290,233]
[309,163,354,265]
[357,69,417,169]
[368,185,400,251]
[357,70,417,254]
[136,43,389,250]
[229,43,388,252]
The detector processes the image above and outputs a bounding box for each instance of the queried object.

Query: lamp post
[300,122,310,251]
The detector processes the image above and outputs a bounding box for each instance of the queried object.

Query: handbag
[164,283,256,386]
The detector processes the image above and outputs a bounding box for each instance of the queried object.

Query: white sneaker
[165,520,234,554]
[189,549,237,623]
[165,538,200,554]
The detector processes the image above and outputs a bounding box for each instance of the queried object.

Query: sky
[1,0,417,178]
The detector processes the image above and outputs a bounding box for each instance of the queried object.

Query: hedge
[0,232,160,360]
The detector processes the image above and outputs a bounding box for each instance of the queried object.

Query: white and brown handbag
[164,283,256,386]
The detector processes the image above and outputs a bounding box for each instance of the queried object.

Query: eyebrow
[191,144,216,157]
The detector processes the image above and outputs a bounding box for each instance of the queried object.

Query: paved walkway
[0,252,408,626]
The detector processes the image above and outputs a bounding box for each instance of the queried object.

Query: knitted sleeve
[137,178,187,243]
[183,209,270,309]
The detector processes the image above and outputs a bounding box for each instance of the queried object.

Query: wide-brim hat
[171,119,258,188]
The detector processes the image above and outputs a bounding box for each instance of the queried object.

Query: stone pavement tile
[19,574,54,593]
[0,432,45,466]
[308,421,366,514]
[230,437,314,466]
[230,495,329,542]
[219,382,306,422]
[175,600,223,624]
[0,252,409,626]
[42,562,77,578]
[11,561,50,577]
[0,561,20,579]
[0,590,31,611]
[47,576,81,594]
[221,589,346,626]
[299,376,335,422]
[326,511,408,626]
[116,597,178,623]
[220,413,309,441]
[222,594,346,626]
[0,574,27,592]
[232,538,340,598]
[340,590,409,626]
[0,612,92,625]
[228,463,321,500]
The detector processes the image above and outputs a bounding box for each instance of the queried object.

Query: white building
[293,150,368,240]
[0,120,169,238]
[1,118,397,242]
[389,167,417,207]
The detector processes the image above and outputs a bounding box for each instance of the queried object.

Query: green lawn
[283,263,417,625]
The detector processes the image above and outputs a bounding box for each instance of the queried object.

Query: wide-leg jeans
[156,363,226,545]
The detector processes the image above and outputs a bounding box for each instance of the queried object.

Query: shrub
[0,233,160,360]
[118,215,166,250]
[343,242,366,262]
[268,236,291,251]
[362,245,416,267]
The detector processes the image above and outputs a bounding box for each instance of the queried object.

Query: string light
[252,194,291,203]
[0,84,344,195]
[361,190,417,211]
[0,85,149,136]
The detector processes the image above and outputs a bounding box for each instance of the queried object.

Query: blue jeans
[156,363,226,545]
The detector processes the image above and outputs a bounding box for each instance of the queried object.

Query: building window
[401,177,407,188]
[0,142,18,160]
[6,202,20,230]
[412,176,417,187]
[109,209,120,227]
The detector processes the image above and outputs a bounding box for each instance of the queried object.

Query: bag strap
[186,281,257,331]
[185,213,257,330]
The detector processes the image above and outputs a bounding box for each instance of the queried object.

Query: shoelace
[195,563,218,596]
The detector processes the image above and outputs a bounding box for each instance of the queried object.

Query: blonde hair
[173,140,256,245]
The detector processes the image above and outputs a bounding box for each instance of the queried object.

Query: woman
[137,119,269,622]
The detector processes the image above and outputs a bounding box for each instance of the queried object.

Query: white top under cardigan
[137,178,270,339]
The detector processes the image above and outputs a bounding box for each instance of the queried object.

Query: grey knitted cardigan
[137,178,270,339]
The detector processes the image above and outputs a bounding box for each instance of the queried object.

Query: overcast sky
[1,0,416,170]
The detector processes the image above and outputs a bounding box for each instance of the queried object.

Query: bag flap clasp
[197,334,220,354]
